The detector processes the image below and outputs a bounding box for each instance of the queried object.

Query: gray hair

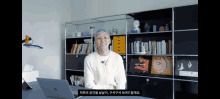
[94,29,111,41]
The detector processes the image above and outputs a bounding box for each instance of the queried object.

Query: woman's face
[95,33,111,51]
[153,57,167,73]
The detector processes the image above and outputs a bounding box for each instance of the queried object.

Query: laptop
[36,78,84,99]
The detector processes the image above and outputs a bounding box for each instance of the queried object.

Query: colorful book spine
[145,42,148,54]
[153,41,156,54]
[71,44,75,53]
[87,43,90,54]
[73,44,77,54]
[75,44,79,54]
[149,41,151,54]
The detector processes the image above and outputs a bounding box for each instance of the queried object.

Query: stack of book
[70,43,92,54]
[131,40,172,54]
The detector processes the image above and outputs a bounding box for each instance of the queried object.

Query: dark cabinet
[66,55,86,70]
[174,4,198,30]
[127,76,173,99]
[174,80,198,99]
[174,30,198,55]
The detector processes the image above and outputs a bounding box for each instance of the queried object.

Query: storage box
[113,36,126,54]
[130,30,137,33]
[82,31,90,36]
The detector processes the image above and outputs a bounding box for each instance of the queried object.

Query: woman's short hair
[95,29,110,41]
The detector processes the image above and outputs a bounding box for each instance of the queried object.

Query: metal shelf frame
[64,5,198,99]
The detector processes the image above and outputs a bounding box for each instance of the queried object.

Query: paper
[23,64,34,72]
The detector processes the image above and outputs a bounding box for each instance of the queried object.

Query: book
[79,44,83,54]
[134,41,136,53]
[70,76,73,85]
[73,44,77,54]
[145,42,148,54]
[80,44,84,54]
[155,41,159,54]
[170,40,172,54]
[166,42,169,54]
[153,41,156,54]
[87,43,90,53]
[82,44,85,53]
[141,42,145,52]
[160,41,162,54]
[75,44,79,54]
[70,44,75,53]
[159,42,161,54]
[131,42,133,54]
[85,44,88,53]
[137,41,139,53]
[162,40,166,54]
[149,41,151,54]
[140,41,142,52]
[168,40,171,54]
[89,43,93,53]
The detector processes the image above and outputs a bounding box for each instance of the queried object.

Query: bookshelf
[64,4,198,99]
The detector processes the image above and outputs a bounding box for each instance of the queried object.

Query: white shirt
[84,50,127,90]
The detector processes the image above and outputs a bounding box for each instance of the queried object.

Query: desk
[22,81,153,99]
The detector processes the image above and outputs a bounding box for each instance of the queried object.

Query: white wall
[71,0,198,21]
[22,0,72,80]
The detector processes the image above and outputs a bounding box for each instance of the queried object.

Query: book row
[131,40,172,54]
[70,43,92,54]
